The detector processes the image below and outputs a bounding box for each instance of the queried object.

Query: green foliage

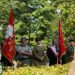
[0,0,75,45]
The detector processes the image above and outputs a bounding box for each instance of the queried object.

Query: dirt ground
[68,60,75,75]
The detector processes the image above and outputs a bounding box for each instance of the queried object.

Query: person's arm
[32,47,45,61]
[20,51,32,56]
[20,46,32,56]
[16,45,23,55]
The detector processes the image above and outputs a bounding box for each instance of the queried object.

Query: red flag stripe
[8,9,14,26]
[58,19,66,63]
[2,8,16,64]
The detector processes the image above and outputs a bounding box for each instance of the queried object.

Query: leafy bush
[3,63,70,75]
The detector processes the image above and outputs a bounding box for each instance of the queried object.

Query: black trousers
[1,55,12,66]
[49,57,57,66]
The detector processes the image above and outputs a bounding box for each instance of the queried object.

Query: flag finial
[56,9,61,14]
[56,9,61,18]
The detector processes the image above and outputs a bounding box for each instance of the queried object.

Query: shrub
[2,63,70,75]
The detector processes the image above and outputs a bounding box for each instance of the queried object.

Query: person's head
[35,37,41,45]
[52,39,57,46]
[21,37,27,46]
[69,39,75,46]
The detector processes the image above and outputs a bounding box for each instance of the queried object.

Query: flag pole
[56,9,61,65]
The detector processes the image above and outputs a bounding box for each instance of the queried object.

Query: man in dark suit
[47,41,58,66]
[67,39,75,62]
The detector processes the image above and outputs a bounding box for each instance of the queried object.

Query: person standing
[47,41,58,66]
[67,39,75,62]
[32,37,47,66]
[16,37,32,66]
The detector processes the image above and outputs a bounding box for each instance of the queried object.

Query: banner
[58,19,66,63]
[2,9,16,63]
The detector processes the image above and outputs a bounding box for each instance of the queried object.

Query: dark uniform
[32,45,46,66]
[61,53,67,64]
[67,45,74,62]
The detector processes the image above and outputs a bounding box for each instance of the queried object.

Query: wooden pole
[56,9,61,65]
[28,24,31,45]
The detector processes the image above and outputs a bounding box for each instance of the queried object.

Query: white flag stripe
[5,25,13,39]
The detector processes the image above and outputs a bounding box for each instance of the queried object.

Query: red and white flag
[58,19,66,64]
[2,8,16,64]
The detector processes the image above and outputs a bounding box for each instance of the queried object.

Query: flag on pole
[2,8,16,64]
[58,18,66,64]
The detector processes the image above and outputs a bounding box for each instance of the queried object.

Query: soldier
[32,37,47,66]
[67,39,75,62]
[16,37,32,66]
